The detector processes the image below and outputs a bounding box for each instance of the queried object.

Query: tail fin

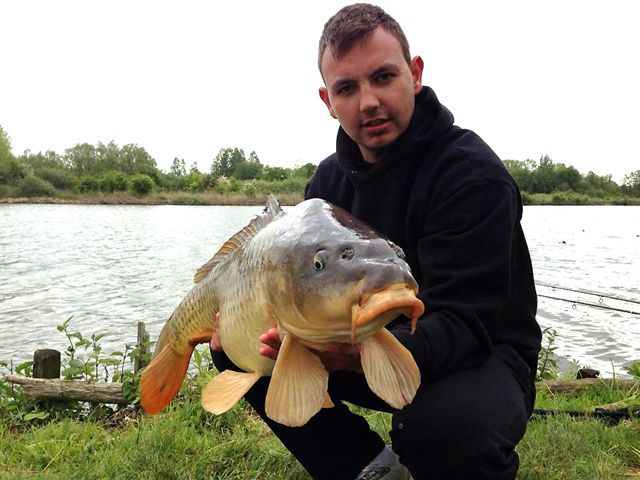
[140,345,192,415]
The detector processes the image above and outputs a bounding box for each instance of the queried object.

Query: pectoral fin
[360,328,420,409]
[201,370,261,414]
[265,335,329,427]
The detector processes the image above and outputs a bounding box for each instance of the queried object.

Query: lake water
[1,204,638,377]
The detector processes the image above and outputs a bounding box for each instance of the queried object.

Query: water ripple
[1,204,639,377]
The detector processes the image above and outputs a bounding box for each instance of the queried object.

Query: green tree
[0,126,25,185]
[503,159,535,192]
[234,151,263,180]
[119,144,157,176]
[211,147,246,177]
[64,143,98,174]
[292,163,317,180]
[263,165,290,181]
[95,141,121,172]
[0,125,13,163]
[170,157,187,176]
[622,170,640,196]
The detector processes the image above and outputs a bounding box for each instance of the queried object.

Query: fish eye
[313,251,328,271]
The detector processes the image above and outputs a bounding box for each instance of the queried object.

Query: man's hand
[258,327,281,360]
[210,312,223,351]
[258,326,362,373]
[214,312,363,374]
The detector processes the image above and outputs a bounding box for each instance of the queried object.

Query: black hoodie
[305,86,541,383]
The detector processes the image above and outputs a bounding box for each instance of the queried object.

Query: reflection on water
[1,204,639,376]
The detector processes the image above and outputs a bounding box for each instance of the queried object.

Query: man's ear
[319,87,337,119]
[410,56,424,94]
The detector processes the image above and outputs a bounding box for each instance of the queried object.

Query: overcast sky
[2,0,638,182]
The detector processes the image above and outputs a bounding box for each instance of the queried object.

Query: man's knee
[391,403,521,479]
[389,360,529,479]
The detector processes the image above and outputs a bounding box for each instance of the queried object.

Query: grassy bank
[0,191,304,206]
[2,190,640,206]
[1,374,638,479]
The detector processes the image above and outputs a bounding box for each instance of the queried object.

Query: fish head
[267,200,424,346]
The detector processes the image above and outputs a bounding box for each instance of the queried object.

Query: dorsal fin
[194,194,283,283]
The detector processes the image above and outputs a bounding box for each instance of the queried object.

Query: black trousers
[211,344,534,480]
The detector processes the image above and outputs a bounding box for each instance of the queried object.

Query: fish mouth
[350,283,425,344]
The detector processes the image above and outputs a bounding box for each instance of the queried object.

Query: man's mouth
[362,118,390,134]
[362,118,388,128]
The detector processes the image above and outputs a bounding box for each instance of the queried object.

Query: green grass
[1,380,638,479]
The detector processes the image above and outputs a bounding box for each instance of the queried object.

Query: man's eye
[336,84,355,96]
[376,73,394,83]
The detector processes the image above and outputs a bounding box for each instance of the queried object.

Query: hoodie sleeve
[391,175,522,380]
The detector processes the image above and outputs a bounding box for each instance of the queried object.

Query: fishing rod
[537,294,640,316]
[536,282,640,305]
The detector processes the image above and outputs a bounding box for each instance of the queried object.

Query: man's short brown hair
[318,3,411,75]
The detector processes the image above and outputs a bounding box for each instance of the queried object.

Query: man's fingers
[259,327,281,350]
[258,327,281,360]
[210,312,223,351]
[258,345,279,361]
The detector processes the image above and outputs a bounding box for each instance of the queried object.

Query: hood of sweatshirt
[335,86,455,185]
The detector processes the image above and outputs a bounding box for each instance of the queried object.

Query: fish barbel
[140,195,424,427]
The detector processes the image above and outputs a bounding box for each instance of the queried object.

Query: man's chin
[359,138,397,163]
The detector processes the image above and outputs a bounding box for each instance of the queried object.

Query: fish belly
[217,266,275,376]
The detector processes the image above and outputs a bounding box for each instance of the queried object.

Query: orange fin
[140,345,192,415]
[360,328,421,409]
[265,335,329,427]
[322,392,334,409]
[201,370,261,414]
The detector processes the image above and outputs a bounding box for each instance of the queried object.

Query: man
[211,4,541,479]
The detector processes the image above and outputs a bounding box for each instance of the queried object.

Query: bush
[228,177,241,193]
[520,191,532,205]
[74,175,100,193]
[0,156,25,184]
[15,174,57,197]
[99,171,129,192]
[129,174,155,195]
[243,182,257,199]
[551,190,589,205]
[35,167,74,189]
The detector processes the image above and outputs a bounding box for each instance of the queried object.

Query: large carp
[140,195,423,427]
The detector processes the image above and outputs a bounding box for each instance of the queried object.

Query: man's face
[319,27,423,163]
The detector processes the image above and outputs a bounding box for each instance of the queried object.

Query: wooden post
[33,349,61,379]
[134,321,150,373]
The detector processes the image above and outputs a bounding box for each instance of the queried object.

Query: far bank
[1,190,639,206]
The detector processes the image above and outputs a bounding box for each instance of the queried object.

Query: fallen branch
[2,374,128,404]
[536,378,638,394]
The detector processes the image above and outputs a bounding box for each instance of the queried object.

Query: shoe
[354,446,413,480]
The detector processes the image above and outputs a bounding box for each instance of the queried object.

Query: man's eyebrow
[331,78,355,92]
[370,64,400,77]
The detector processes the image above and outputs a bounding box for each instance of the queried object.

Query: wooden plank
[3,374,128,404]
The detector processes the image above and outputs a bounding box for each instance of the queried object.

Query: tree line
[504,155,640,202]
[0,126,316,198]
[1,124,638,201]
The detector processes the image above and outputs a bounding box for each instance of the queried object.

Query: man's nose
[359,84,380,112]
